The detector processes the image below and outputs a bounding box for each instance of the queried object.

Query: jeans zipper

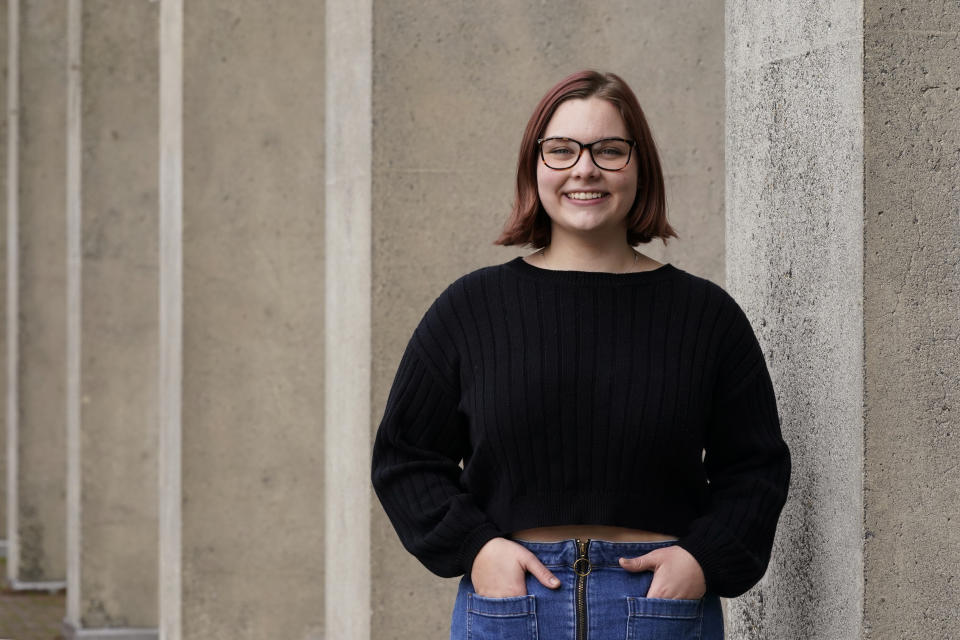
[574,538,592,640]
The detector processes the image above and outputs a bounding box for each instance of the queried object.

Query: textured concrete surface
[4,1,952,637]
[63,0,160,632]
[13,0,68,584]
[369,2,725,638]
[726,2,865,639]
[863,2,960,638]
[156,0,181,636]
[324,0,371,638]
[0,0,8,547]
[178,1,325,638]
[727,1,960,639]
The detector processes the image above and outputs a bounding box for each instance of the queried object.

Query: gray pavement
[0,557,65,640]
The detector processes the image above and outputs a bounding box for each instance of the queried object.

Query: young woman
[371,70,791,640]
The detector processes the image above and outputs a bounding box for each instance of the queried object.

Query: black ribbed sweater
[371,256,791,598]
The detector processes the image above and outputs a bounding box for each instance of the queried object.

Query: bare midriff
[508,524,678,543]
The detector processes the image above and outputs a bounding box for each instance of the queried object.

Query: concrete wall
[726,1,865,638]
[727,0,959,638]
[368,1,725,637]
[863,2,959,638]
[174,1,326,638]
[1,1,954,637]
[64,0,160,633]
[324,0,370,638]
[0,0,7,553]
[12,0,67,584]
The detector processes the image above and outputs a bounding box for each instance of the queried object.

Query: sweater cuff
[676,519,761,598]
[458,522,504,578]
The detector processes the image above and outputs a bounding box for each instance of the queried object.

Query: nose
[570,147,601,179]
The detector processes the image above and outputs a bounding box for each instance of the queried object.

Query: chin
[559,213,617,231]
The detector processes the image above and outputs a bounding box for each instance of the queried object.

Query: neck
[538,232,638,273]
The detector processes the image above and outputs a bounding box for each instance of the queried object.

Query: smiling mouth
[564,191,609,201]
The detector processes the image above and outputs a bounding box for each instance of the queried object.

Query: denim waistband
[509,538,680,567]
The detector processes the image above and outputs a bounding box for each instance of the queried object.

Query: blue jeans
[450,538,724,640]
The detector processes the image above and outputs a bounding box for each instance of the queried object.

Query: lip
[563,191,610,205]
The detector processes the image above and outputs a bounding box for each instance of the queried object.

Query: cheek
[536,167,559,200]
[617,171,639,200]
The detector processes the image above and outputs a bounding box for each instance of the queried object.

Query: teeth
[566,192,606,200]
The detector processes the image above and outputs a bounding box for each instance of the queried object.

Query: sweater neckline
[504,255,679,285]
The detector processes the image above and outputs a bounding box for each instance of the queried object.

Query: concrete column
[726,2,865,635]
[861,2,959,637]
[726,1,958,638]
[364,2,725,638]
[62,1,159,637]
[324,1,370,639]
[5,0,67,589]
[159,1,325,638]
[0,0,8,559]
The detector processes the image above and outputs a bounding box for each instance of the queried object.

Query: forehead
[543,97,628,139]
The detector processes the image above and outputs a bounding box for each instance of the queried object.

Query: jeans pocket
[624,596,703,640]
[466,593,538,640]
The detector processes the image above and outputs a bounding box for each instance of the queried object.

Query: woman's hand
[470,537,562,598]
[618,545,706,599]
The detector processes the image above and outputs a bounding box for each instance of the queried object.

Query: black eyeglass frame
[536,136,637,171]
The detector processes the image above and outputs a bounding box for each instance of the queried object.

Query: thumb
[521,554,562,589]
[619,551,656,573]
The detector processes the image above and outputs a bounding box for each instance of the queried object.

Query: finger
[618,552,653,573]
[522,554,562,589]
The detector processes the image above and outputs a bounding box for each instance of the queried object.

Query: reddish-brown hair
[494,70,677,249]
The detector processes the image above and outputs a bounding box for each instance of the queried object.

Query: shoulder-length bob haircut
[494,70,677,249]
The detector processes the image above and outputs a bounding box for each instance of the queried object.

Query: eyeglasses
[537,136,636,171]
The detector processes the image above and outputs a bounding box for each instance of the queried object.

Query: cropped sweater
[371,256,791,598]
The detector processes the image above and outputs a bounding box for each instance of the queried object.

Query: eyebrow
[542,135,629,140]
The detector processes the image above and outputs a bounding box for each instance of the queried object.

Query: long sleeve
[676,296,792,597]
[371,315,503,578]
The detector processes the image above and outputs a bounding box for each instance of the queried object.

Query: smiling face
[536,97,639,242]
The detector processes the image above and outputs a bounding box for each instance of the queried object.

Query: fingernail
[550,577,560,586]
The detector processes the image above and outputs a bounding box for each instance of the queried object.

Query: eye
[596,144,627,157]
[542,140,579,156]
